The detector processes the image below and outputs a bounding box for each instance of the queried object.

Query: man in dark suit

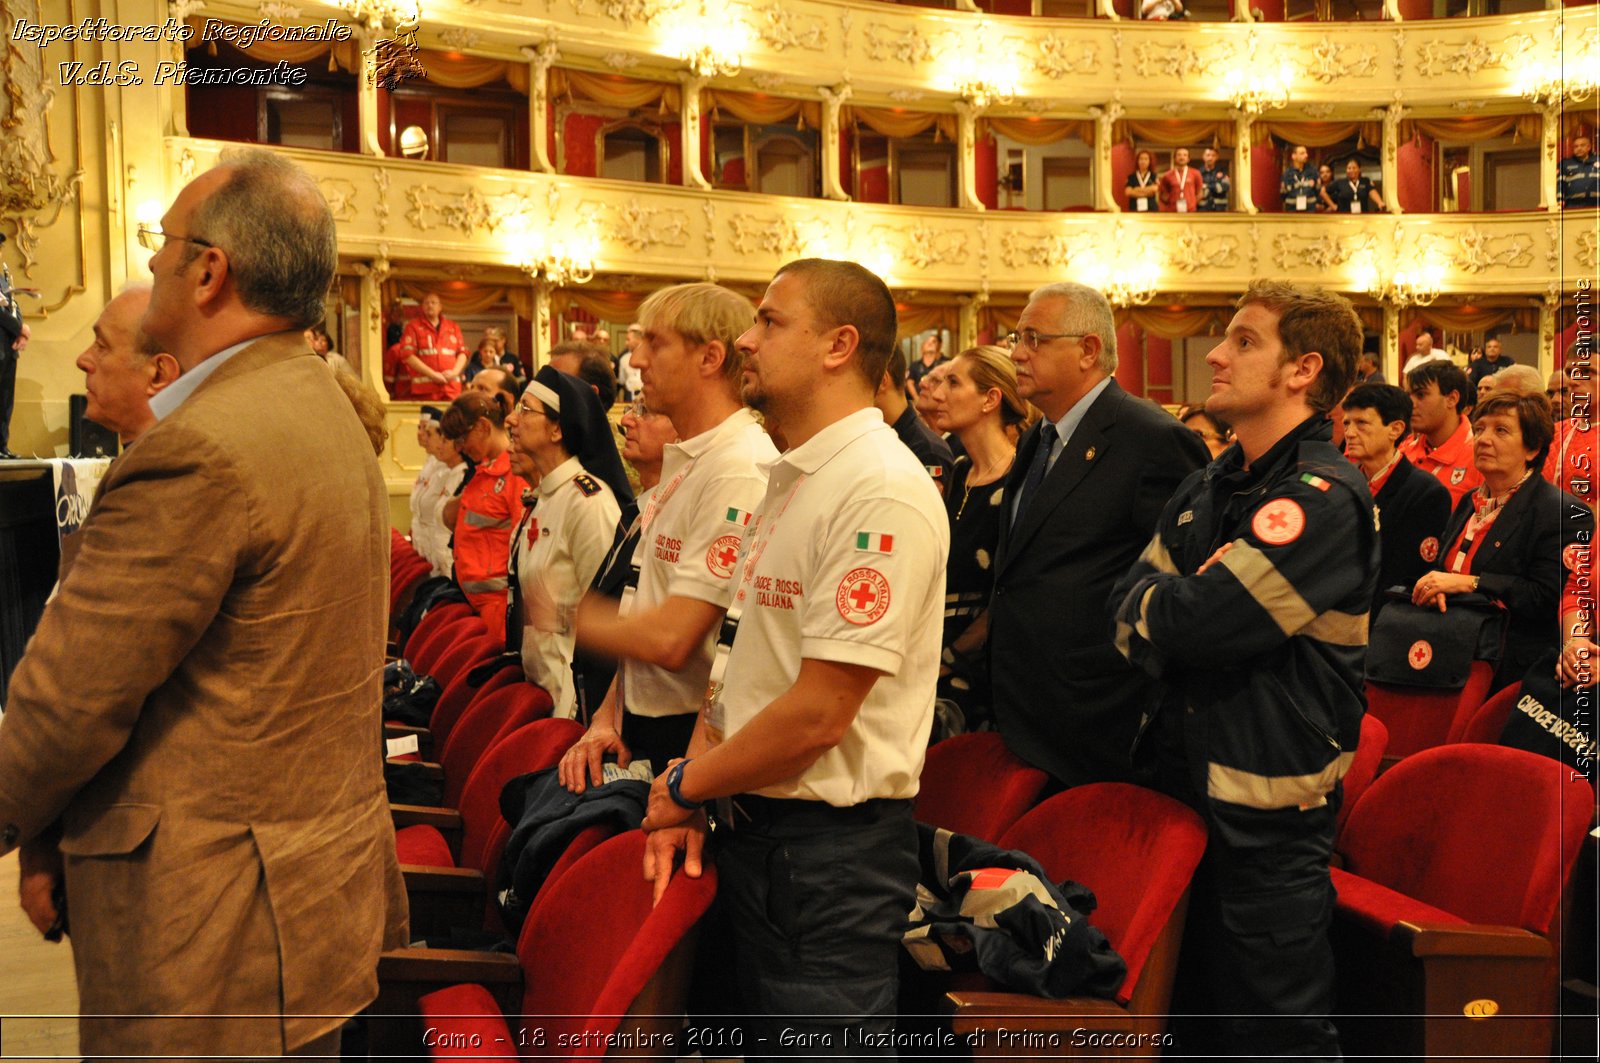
[989,281,1207,787]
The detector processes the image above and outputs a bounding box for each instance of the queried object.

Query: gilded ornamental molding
[167,136,1596,299]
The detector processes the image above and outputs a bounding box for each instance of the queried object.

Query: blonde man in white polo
[641,259,948,1052]
[561,283,777,780]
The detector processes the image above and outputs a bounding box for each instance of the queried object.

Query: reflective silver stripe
[1300,609,1369,647]
[1220,542,1315,636]
[1137,533,1179,576]
[1220,541,1368,646]
[459,577,509,593]
[1206,751,1355,811]
[463,512,512,530]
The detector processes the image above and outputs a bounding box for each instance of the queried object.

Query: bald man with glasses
[988,282,1207,789]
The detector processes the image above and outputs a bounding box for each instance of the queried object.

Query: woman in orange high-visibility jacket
[440,392,527,645]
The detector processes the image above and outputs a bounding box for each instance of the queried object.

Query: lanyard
[639,455,697,537]
[700,474,809,727]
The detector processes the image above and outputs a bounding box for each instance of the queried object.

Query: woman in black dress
[928,345,1037,733]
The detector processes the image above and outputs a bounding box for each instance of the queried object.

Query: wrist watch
[665,759,701,811]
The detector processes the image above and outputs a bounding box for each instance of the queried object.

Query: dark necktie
[1012,422,1058,528]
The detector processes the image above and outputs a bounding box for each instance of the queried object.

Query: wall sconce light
[1355,258,1445,307]
[517,231,597,287]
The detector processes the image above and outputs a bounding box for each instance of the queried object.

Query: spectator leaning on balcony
[1558,134,1600,209]
[1315,163,1336,214]
[1322,159,1385,215]
[1198,147,1230,212]
[400,291,468,401]
[1280,144,1318,213]
[1159,147,1203,214]
[1126,150,1159,214]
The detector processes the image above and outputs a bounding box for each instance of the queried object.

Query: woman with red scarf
[1412,390,1594,689]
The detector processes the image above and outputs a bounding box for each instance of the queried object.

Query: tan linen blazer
[0,333,408,1056]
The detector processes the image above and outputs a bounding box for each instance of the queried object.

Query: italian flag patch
[724,507,753,526]
[1300,473,1333,492]
[855,531,894,553]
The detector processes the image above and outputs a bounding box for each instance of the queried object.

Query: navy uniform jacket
[1198,166,1230,212]
[1559,153,1600,209]
[1112,416,1378,819]
[1280,165,1318,212]
[1371,455,1452,618]
[989,380,1207,787]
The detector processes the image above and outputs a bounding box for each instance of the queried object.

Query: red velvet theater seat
[945,783,1208,1055]
[409,831,717,1060]
[393,717,584,937]
[406,613,486,678]
[398,599,474,660]
[1363,660,1494,767]
[1335,713,1388,842]
[1331,743,1595,1059]
[915,731,1049,844]
[1456,681,1522,744]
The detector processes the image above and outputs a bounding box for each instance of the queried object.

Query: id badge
[1135,198,1148,212]
[1176,197,1188,213]
[701,684,726,746]
[1295,194,1307,211]
[1352,200,1362,215]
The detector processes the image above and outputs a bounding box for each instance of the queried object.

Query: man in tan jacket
[0,149,407,1058]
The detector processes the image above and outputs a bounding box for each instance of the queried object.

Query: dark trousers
[620,710,696,776]
[712,795,918,1063]
[1169,793,1344,1062]
[0,349,15,451]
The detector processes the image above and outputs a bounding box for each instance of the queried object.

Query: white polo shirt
[712,408,948,806]
[516,456,621,718]
[410,456,468,577]
[622,408,777,718]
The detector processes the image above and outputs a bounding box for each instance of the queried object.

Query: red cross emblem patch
[836,567,891,626]
[1450,468,1466,486]
[706,534,742,579]
[1419,536,1439,562]
[1408,639,1433,670]
[1250,499,1305,546]
[1564,542,1588,574]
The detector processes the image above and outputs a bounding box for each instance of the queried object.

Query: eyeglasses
[515,398,546,418]
[136,226,216,253]
[624,398,652,419]
[1004,329,1086,352]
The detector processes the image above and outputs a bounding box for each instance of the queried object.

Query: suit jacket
[989,380,1208,786]
[1438,474,1594,689]
[1372,455,1452,617]
[0,333,408,1054]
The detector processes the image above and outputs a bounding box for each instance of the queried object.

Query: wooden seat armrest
[1394,922,1553,959]
[385,758,443,780]
[945,989,1130,1022]
[377,946,521,986]
[390,804,462,831]
[384,724,433,756]
[398,864,484,893]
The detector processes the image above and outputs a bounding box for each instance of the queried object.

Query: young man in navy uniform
[1113,281,1377,1061]
[1559,134,1600,209]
